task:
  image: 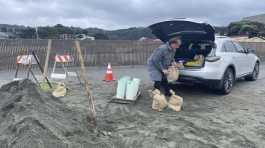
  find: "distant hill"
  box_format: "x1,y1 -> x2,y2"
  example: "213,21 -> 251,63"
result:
106,27 -> 155,40
243,13 -> 265,24
0,24 -> 25,32
84,27 -> 154,40
0,24 -> 156,40
0,23 -> 224,40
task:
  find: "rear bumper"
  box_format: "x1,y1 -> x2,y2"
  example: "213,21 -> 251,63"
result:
179,61 -> 225,80
178,75 -> 221,88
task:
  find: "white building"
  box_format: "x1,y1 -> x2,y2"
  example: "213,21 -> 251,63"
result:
0,32 -> 9,39
76,34 -> 95,40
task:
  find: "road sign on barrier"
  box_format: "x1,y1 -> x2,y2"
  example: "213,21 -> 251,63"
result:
16,55 -> 37,65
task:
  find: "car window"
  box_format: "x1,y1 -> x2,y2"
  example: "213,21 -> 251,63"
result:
232,42 -> 244,53
223,41 -> 237,53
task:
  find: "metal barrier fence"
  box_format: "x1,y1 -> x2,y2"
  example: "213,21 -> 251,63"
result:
0,39 -> 265,71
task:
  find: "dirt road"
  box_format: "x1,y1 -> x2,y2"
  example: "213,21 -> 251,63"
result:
60,64 -> 265,148
1,64 -> 265,148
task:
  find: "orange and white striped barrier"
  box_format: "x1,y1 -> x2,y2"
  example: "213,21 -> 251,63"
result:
55,55 -> 72,63
51,54 -> 81,83
16,55 -> 37,65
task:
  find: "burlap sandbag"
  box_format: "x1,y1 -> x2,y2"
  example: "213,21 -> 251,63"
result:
167,66 -> 179,83
149,89 -> 168,112
52,83 -> 67,98
168,90 -> 183,112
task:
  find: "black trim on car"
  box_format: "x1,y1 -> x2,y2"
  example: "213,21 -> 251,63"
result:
178,75 -> 221,87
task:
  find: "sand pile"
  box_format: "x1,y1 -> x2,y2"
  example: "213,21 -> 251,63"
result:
0,80 -> 111,148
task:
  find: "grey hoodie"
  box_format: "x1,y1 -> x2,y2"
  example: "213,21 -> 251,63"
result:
147,43 -> 175,81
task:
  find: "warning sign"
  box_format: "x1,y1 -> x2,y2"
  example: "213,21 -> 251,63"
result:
16,55 -> 37,65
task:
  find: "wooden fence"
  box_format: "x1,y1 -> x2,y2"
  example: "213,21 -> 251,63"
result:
0,39 -> 265,71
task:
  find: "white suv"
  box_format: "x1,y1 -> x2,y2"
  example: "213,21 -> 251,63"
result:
149,19 -> 260,94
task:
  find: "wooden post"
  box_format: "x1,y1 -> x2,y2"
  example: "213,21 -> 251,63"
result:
75,40 -> 96,126
43,39 -> 52,78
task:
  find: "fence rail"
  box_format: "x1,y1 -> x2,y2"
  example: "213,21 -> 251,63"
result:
0,39 -> 265,71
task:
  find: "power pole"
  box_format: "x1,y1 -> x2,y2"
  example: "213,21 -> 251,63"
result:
35,26 -> 39,40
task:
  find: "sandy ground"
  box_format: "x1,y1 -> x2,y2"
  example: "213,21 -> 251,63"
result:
1,64 -> 265,148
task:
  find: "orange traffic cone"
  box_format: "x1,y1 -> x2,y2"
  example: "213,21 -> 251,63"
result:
104,63 -> 115,81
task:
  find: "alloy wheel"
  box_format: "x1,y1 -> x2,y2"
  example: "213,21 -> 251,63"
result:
224,70 -> 234,92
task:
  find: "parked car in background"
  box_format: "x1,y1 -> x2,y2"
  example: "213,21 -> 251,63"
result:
149,19 -> 260,94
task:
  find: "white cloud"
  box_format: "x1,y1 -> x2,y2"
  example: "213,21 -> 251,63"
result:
0,0 -> 264,29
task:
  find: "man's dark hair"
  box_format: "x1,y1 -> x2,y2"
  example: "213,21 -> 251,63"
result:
169,37 -> 181,45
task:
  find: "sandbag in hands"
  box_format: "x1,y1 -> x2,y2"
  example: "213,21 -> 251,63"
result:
168,90 -> 183,112
166,65 -> 179,83
172,61 -> 184,69
149,89 -> 168,112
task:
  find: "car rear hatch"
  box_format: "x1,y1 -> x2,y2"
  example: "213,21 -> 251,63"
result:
149,19 -> 216,68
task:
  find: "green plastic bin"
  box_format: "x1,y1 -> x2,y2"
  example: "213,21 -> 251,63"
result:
126,78 -> 141,100
116,76 -> 131,99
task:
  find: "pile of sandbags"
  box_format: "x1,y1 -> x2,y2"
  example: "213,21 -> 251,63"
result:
168,90 -> 183,112
150,89 -> 168,112
184,55 -> 205,67
150,89 -> 183,112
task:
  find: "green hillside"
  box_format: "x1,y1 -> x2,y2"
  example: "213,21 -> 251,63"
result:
243,14 -> 265,24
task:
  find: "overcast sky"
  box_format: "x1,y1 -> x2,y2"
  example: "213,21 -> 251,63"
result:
0,0 -> 264,30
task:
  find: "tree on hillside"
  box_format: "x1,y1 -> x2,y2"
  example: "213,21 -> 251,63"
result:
94,33 -> 109,40
228,21 -> 265,37
19,27 -> 36,39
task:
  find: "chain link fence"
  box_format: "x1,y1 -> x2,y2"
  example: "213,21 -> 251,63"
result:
0,39 -> 264,71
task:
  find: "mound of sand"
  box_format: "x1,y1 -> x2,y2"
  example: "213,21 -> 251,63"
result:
0,80 -> 110,148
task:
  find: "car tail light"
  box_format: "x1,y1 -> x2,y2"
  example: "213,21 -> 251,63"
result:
205,56 -> 221,62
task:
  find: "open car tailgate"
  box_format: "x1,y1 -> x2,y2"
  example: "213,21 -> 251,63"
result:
149,19 -> 215,42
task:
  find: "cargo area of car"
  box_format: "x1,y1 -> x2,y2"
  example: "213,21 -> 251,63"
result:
175,40 -> 215,69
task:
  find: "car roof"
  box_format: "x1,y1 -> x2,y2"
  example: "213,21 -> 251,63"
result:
215,36 -> 232,42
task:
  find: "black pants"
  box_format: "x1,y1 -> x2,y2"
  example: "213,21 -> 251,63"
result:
154,76 -> 171,97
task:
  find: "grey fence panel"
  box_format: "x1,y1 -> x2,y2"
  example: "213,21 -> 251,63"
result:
0,39 -> 48,71
1,39 -> 265,71
238,42 -> 265,60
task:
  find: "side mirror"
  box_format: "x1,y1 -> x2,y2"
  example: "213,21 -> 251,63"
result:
244,48 -> 250,54
245,48 -> 256,54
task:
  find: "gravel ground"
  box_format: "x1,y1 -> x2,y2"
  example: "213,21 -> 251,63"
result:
1,64 -> 265,148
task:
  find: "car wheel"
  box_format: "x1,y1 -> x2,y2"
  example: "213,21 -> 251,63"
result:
219,68 -> 234,94
245,62 -> 259,81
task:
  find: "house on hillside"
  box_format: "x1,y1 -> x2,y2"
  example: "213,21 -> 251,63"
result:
139,37 -> 161,42
139,37 -> 149,41
59,34 -> 75,40
75,34 -> 95,40
0,32 -> 9,39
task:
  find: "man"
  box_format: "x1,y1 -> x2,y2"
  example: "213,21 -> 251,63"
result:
147,37 -> 182,96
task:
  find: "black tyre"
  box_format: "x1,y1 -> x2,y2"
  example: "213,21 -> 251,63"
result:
219,68 -> 235,94
245,62 -> 259,81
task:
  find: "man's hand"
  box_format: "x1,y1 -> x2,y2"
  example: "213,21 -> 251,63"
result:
173,61 -> 184,68
172,61 -> 177,67
162,69 -> 169,75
